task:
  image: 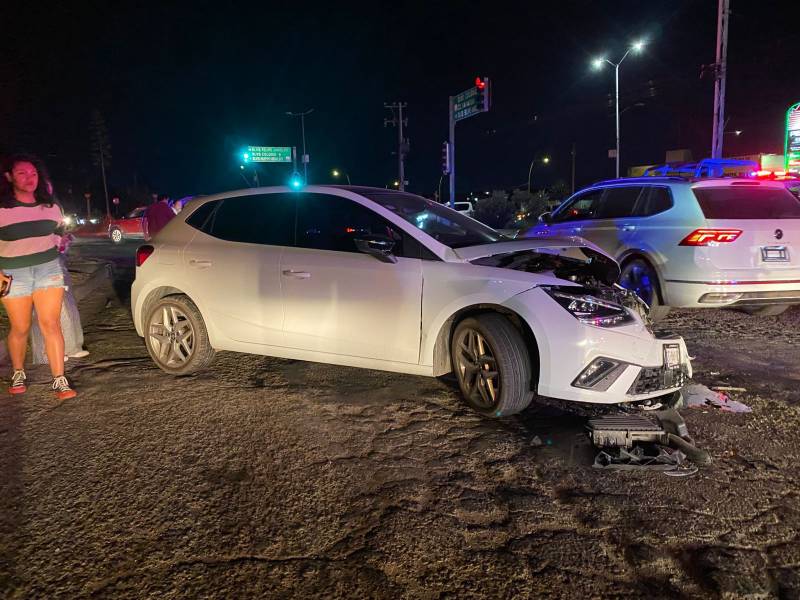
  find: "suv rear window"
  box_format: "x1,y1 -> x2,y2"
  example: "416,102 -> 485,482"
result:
693,186 -> 800,219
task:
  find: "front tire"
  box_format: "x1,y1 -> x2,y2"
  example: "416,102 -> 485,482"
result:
451,314 -> 535,417
620,258 -> 670,323
110,227 -> 123,243
145,295 -> 216,375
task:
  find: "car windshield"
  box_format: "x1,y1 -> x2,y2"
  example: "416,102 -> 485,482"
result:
356,190 -> 506,248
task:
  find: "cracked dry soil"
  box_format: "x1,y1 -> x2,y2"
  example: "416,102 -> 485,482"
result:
1,258 -> 800,598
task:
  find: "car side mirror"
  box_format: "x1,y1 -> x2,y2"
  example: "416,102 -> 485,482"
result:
354,234 -> 398,264
539,211 -> 552,224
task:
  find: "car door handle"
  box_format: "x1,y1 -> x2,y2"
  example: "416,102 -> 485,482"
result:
621,224 -> 636,232
571,227 -> 582,233
282,269 -> 311,279
189,259 -> 212,268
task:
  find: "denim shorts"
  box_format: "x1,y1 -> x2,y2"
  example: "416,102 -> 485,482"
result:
4,257 -> 66,298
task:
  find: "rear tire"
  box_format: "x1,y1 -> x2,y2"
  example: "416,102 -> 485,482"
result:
620,258 -> 670,323
110,227 -> 123,243
145,295 -> 216,375
451,314 -> 535,417
740,304 -> 790,317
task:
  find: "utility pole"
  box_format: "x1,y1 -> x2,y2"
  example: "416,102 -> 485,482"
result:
287,109 -> 314,183
711,0 -> 730,159
384,102 -> 409,191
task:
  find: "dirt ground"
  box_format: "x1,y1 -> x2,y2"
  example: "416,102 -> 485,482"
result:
1,244 -> 799,599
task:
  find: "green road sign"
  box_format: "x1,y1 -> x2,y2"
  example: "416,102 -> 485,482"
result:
451,79 -> 490,122
246,146 -> 293,163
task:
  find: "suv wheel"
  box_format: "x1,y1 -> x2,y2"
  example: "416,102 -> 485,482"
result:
451,314 -> 535,417
110,227 -> 123,243
145,295 -> 216,375
620,258 -> 670,322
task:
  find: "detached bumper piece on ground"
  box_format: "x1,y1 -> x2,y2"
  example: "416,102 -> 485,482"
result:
587,405 -> 711,475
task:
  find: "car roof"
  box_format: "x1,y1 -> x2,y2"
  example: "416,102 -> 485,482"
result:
589,176 -> 787,189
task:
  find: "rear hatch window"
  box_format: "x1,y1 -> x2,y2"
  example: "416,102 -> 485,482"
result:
693,186 -> 800,219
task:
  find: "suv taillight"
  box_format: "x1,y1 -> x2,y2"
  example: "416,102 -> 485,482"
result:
679,229 -> 742,246
136,245 -> 154,267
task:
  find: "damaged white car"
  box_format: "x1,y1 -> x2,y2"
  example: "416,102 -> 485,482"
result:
131,186 -> 691,417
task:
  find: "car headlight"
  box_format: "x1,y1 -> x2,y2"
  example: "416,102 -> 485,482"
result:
543,286 -> 633,327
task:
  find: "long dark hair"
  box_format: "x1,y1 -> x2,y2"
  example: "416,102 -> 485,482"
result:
0,153 -> 56,208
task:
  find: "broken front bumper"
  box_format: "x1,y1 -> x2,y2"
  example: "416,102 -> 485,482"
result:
507,288 -> 693,406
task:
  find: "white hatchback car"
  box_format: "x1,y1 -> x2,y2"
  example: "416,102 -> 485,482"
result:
131,186 -> 691,417
521,177 -> 800,319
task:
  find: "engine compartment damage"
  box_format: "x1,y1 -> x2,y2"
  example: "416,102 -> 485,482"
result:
471,247 -> 652,322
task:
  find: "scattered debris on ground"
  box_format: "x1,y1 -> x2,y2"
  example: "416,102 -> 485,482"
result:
683,382 -> 752,413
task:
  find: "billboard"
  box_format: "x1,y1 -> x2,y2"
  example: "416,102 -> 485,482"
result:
786,102 -> 800,171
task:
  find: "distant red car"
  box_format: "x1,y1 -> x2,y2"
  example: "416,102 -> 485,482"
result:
73,207 -> 146,243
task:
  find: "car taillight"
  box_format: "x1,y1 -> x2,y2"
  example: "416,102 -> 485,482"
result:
679,229 -> 742,246
136,245 -> 154,267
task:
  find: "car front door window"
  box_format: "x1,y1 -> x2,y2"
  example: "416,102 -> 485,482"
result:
552,190 -> 604,223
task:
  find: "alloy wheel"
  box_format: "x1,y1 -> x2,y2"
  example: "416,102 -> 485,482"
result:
454,327 -> 501,409
111,229 -> 123,243
148,305 -> 195,367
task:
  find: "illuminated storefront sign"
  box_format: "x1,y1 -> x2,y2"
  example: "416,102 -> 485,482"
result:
786,102 -> 800,171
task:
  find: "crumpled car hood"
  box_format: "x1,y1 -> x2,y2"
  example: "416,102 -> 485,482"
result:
460,237 -> 621,286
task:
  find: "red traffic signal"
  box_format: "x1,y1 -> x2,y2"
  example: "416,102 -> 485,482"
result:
474,77 -> 490,111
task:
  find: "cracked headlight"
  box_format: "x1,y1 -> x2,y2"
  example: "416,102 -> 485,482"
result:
543,286 -> 633,327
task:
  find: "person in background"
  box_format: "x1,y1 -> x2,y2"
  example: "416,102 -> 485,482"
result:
143,194 -> 175,241
0,154 -> 77,399
30,229 -> 89,364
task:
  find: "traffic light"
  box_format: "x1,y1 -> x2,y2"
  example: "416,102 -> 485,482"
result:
441,141 -> 451,174
289,173 -> 303,190
475,76 -> 490,112
241,151 -> 250,163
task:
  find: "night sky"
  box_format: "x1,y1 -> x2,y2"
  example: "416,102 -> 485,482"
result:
2,0 -> 798,210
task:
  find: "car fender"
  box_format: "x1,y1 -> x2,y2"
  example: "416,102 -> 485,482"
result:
132,274 -> 223,347
419,262 -> 541,366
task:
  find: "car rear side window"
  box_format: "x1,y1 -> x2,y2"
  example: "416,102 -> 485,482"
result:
635,187 -> 673,216
204,194 -> 295,245
692,186 -> 800,219
185,201 -> 219,231
295,193 -> 414,256
596,186 -> 643,219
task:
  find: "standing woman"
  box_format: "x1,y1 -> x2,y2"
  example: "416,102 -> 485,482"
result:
0,154 -> 77,399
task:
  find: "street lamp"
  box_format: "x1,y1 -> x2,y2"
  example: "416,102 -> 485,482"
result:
331,169 -> 351,184
528,156 -> 551,193
591,39 -> 646,178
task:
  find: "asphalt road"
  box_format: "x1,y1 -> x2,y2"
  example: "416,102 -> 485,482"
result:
1,239 -> 799,599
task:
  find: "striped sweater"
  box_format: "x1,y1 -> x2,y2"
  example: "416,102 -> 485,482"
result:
0,200 -> 63,269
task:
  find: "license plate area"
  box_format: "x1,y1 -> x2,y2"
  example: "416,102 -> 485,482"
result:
761,245 -> 788,262
663,344 -> 680,369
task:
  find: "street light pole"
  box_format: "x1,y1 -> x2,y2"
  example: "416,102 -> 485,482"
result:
527,156 -> 551,193
592,41 -> 643,179
287,109 -> 314,183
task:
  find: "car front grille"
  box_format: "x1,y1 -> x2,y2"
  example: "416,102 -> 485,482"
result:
628,365 -> 687,395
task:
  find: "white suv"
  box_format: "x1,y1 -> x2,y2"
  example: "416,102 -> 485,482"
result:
521,177 -> 800,319
131,186 -> 691,416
